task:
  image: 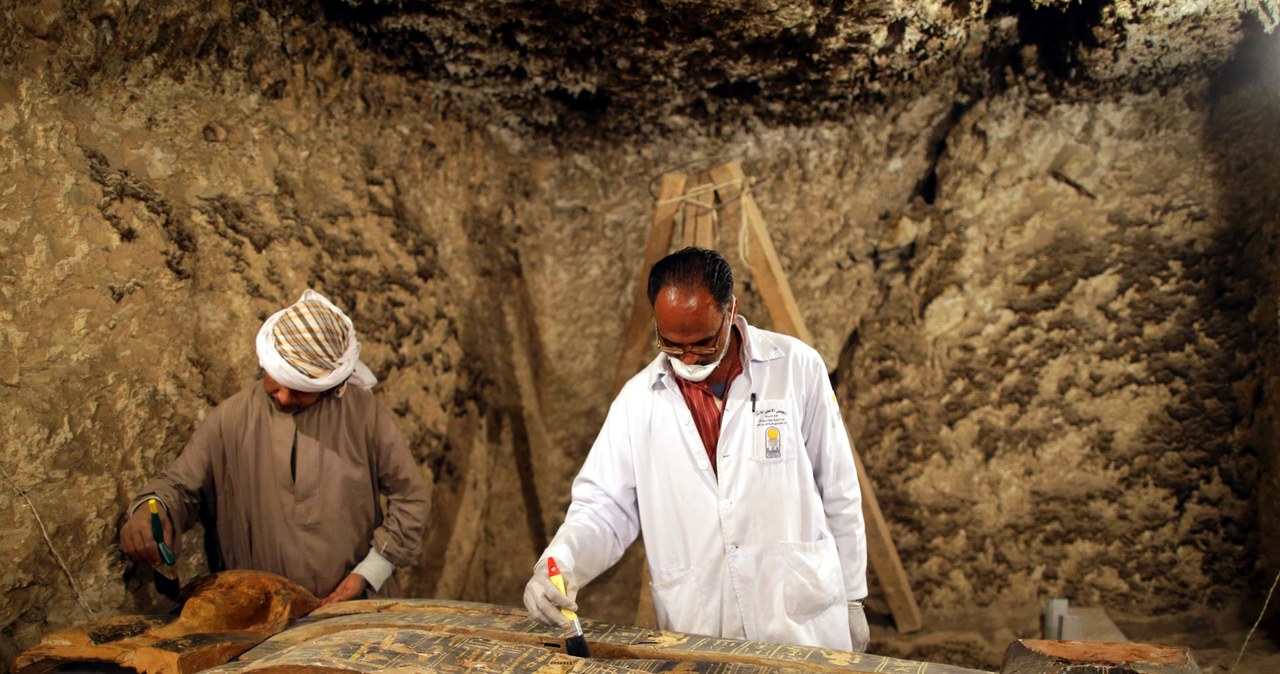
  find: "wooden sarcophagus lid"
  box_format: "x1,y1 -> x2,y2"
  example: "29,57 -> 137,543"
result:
13,570 -> 992,674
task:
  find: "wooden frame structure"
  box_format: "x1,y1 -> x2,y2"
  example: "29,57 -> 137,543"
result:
615,159 -> 923,634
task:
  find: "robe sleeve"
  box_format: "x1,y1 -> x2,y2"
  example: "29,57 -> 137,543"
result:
367,404 -> 431,569
128,403 -> 223,549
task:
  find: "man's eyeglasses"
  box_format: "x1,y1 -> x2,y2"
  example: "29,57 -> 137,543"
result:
655,310 -> 729,357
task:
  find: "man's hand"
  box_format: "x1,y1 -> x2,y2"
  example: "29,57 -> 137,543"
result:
523,560 -> 577,627
321,573 -> 368,605
120,504 -> 172,567
848,600 -> 870,652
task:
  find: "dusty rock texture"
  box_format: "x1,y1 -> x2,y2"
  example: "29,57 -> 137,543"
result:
1,0 -> 1279,672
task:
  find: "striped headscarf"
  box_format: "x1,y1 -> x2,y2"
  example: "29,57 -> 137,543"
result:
255,289 -> 377,394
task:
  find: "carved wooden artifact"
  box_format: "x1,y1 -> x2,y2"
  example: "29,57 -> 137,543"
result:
12,571 -> 319,674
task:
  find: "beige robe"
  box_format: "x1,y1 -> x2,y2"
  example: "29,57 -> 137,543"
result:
135,381 -> 431,597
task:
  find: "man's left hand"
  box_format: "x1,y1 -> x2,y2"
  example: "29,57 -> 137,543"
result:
848,600 -> 870,652
321,573 -> 368,605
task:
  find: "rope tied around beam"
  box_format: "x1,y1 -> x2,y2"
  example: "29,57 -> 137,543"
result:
654,174 -> 768,276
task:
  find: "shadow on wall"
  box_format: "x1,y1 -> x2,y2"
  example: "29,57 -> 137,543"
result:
1202,19 -> 1280,589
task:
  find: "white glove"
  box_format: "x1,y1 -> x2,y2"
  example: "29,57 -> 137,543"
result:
524,559 -> 578,627
848,600 -> 870,652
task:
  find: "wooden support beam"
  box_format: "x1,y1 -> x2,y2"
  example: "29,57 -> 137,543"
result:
614,172 -> 686,396
678,176 -> 708,249
691,181 -> 716,249
707,162 -> 814,346
851,443 -> 923,633
634,548 -> 657,628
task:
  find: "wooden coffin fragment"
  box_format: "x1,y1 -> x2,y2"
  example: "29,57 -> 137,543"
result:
12,571 -> 319,674
207,598 -> 992,674
1000,639 -> 1200,674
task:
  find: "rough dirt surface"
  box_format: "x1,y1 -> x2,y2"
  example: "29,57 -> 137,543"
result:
2,1 -> 1279,673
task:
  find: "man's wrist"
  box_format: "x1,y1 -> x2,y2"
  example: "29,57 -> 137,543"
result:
129,494 -> 164,517
352,548 -> 395,591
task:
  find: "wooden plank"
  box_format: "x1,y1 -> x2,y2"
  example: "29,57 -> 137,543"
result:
709,160 -> 921,634
634,547 -> 658,628
211,598 -> 992,674
679,178 -> 702,249
851,445 -> 923,633
691,177 -> 716,248
1068,607 -> 1128,643
1001,640 -> 1198,674
613,172 -> 686,396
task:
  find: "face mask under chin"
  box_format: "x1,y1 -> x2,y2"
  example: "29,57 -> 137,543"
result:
668,349 -> 726,382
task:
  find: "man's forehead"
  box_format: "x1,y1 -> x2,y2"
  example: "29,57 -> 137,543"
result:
654,287 -> 728,337
655,284 -> 719,309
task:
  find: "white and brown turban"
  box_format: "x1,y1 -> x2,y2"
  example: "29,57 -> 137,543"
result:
255,289 -> 377,394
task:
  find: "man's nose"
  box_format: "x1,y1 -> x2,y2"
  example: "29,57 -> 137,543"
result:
274,389 -> 294,405
678,352 -> 703,365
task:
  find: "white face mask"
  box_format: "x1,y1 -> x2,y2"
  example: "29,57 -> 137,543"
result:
668,347 -> 728,382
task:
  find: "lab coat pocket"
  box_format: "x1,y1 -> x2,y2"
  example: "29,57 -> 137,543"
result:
781,538 -> 843,622
649,566 -> 696,631
750,399 -> 798,463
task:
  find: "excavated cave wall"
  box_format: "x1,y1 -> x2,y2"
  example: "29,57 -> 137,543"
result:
2,0 -> 1279,670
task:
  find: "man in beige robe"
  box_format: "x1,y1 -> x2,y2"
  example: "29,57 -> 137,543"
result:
119,290 -> 431,603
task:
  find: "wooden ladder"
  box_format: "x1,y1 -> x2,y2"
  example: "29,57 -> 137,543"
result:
614,159 -> 923,635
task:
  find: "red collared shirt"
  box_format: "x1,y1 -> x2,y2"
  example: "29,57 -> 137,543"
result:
673,338 -> 744,476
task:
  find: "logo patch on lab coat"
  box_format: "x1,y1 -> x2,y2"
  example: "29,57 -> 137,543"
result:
765,426 -> 782,459
754,403 -> 791,462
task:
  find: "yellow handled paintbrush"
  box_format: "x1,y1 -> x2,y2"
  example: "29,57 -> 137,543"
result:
546,557 -> 589,657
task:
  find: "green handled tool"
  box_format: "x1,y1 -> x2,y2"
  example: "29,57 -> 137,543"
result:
147,498 -> 180,600
148,498 -> 176,565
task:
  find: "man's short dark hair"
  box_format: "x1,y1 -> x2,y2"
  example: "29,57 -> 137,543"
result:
647,247 -> 734,309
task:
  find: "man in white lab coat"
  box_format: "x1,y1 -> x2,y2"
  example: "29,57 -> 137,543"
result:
524,247 -> 870,651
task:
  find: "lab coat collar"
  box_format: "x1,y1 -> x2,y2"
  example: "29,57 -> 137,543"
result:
649,315 -> 783,391
738,315 -> 786,364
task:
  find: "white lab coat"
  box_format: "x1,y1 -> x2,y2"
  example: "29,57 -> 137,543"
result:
542,316 -> 867,649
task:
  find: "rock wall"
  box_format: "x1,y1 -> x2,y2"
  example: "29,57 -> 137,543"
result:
2,0 -> 1279,671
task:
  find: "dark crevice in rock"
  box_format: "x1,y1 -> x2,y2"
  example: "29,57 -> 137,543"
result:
913,101 -> 969,205
832,327 -> 861,403
1202,20 -> 1280,581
